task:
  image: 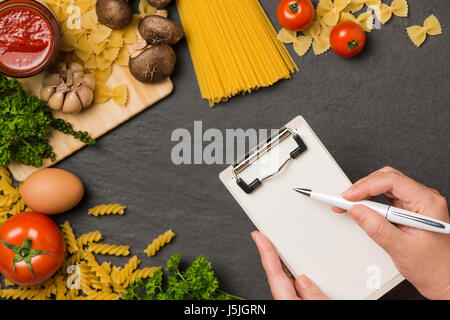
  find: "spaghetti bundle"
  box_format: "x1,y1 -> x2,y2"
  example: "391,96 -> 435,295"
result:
176,0 -> 298,106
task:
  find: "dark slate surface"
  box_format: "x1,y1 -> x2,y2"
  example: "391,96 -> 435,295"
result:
48,0 -> 448,300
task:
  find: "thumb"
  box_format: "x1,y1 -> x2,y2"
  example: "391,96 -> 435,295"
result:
294,275 -> 329,300
349,204 -> 405,255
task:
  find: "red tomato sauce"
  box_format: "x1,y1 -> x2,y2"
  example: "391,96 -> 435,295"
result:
0,6 -> 52,72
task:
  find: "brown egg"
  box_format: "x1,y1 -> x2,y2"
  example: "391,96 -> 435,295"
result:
21,168 -> 84,215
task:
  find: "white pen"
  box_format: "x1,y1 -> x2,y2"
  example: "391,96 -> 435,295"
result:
293,188 -> 450,234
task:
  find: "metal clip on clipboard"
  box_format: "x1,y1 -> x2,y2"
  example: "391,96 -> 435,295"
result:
232,127 -> 307,194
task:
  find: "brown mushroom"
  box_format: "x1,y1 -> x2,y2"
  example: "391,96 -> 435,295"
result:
138,15 -> 184,46
129,44 -> 176,83
96,0 -> 133,30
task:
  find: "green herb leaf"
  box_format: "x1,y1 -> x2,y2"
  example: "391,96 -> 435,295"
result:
122,254 -> 244,300
0,73 -> 95,167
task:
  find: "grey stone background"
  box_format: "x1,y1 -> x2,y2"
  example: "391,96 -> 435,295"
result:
48,0 -> 448,299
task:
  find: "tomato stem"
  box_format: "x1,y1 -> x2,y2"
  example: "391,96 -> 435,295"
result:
289,0 -> 301,13
0,238 -> 52,274
347,40 -> 360,50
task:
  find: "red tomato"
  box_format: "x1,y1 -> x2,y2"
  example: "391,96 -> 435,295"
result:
0,212 -> 65,285
277,0 -> 315,31
330,22 -> 366,58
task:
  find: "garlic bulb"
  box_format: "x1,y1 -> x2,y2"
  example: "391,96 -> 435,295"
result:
41,61 -> 96,114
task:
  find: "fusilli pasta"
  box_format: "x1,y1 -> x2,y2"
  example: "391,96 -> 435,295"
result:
60,221 -> 79,254
88,204 -> 126,216
87,244 -> 130,256
144,229 -> 176,257
76,230 -> 103,247
0,166 -> 163,301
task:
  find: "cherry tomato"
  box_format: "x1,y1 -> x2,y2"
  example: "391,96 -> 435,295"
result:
330,22 -> 366,58
0,212 -> 65,285
277,0 -> 315,31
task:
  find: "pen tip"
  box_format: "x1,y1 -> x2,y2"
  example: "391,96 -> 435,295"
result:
293,188 -> 312,197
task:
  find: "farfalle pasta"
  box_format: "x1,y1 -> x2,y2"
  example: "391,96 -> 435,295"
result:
316,0 -> 351,26
81,10 -> 112,44
303,18 -> 331,55
378,0 -> 408,24
340,12 -> 374,32
42,0 -> 137,95
277,28 -> 313,57
346,0 -> 380,13
94,67 -> 113,83
139,0 -> 157,17
94,84 -> 129,107
406,15 -> 442,47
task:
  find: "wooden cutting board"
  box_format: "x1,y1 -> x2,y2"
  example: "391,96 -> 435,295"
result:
8,65 -> 173,181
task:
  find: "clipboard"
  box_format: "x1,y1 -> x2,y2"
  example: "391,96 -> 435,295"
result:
219,116 -> 404,300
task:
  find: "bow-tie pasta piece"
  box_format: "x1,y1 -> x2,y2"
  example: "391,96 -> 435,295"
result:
378,0 -> 408,24
303,18 -> 330,55
317,0 -> 351,26
340,12 -> 374,32
95,67 -> 113,83
123,15 -> 140,44
94,83 -> 129,106
293,36 -> 313,56
111,85 -> 128,107
116,47 -> 130,66
139,0 -> 157,18
75,34 -> 93,62
407,15 -> 442,47
346,0 -> 380,13
277,28 -> 313,57
277,28 -> 298,43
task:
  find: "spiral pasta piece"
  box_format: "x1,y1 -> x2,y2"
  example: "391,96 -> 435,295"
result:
32,285 -> 56,300
8,199 -> 25,216
76,231 -> 103,248
60,221 -> 79,254
54,276 -> 67,300
88,204 -> 126,216
83,252 -> 112,285
119,256 -> 141,287
130,267 -> 162,283
78,263 -> 95,295
0,289 -> 37,300
87,244 -> 130,256
144,229 -> 176,257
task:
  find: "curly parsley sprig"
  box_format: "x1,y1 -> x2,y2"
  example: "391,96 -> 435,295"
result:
0,74 -> 95,167
122,254 -> 244,300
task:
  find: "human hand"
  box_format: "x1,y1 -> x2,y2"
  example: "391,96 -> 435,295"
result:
251,231 -> 328,300
333,166 -> 450,300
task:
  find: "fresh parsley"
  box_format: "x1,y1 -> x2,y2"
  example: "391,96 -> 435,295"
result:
0,73 -> 95,167
122,254 -> 244,300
